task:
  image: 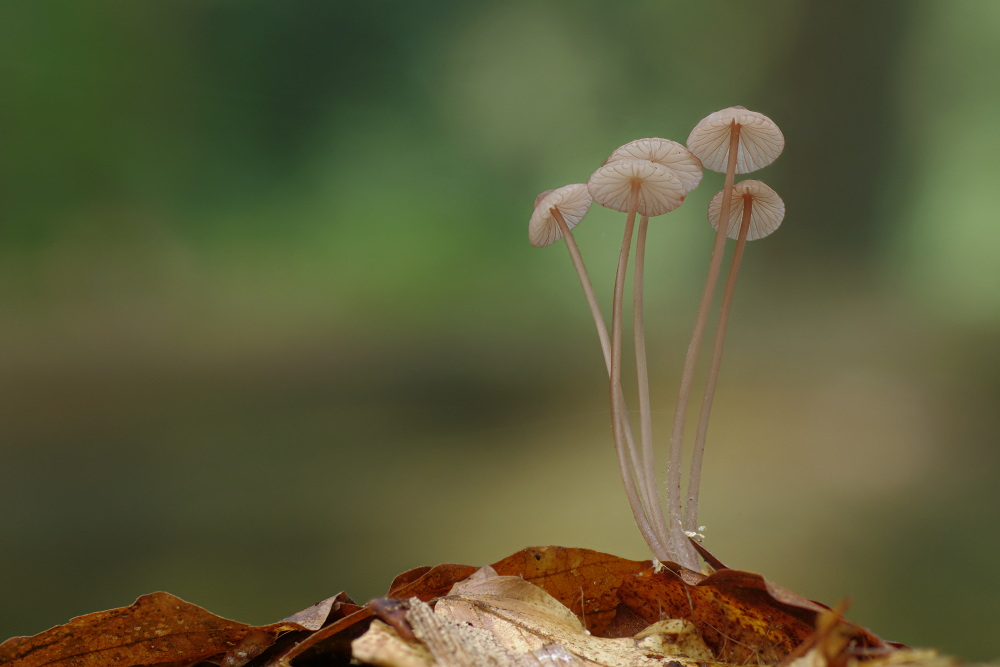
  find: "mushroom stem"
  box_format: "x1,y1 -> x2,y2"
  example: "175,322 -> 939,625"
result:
667,123 -> 741,559
633,215 -> 671,547
550,208 -> 611,374
685,195 -> 753,532
552,207 -> 659,544
610,184 -> 668,559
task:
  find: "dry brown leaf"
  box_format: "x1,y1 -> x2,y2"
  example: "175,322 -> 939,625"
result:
618,564 -> 895,665
267,562 -> 480,666
281,592 -> 357,631
356,598 -> 594,667
433,566 -> 712,666
1,546 -> 903,667
0,591 -> 363,667
224,593 -> 360,667
0,592 -> 305,667
619,564 -> 818,663
490,545 -> 651,637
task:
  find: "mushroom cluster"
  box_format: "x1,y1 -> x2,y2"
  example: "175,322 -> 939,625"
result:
528,108 -> 785,570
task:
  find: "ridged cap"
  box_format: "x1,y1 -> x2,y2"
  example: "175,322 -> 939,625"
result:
707,180 -> 785,240
529,183 -> 592,248
587,159 -> 686,218
606,138 -> 703,193
687,107 -> 784,174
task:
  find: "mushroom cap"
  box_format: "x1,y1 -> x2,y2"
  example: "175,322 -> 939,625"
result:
607,138 -> 704,193
587,159 -> 686,218
687,107 -> 784,174
529,183 -> 592,248
708,179 -> 785,241
533,189 -> 556,209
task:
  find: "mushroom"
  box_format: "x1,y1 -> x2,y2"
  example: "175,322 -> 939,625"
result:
528,184 -> 606,365
606,138 -> 704,194
684,180 -> 784,531
602,140 -> 703,557
587,158 -> 686,561
664,109 -> 784,544
528,183 -> 663,556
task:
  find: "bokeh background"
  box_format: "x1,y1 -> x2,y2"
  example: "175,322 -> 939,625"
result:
2,0 -> 999,660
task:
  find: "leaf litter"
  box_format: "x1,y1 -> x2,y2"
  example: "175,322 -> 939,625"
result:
1,545 -> 946,667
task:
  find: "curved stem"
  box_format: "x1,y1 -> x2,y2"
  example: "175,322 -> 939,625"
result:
552,209 -> 611,375
667,122 -> 741,566
610,185 -> 667,559
553,209 -> 661,552
633,216 -> 671,547
685,196 -> 753,532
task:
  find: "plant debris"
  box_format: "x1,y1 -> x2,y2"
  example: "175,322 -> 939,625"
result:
2,546 -> 920,667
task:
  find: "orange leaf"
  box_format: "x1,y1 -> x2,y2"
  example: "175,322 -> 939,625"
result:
491,545 -> 647,637
1,592 -> 288,667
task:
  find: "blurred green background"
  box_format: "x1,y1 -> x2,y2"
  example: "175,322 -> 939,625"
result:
2,0 -> 999,661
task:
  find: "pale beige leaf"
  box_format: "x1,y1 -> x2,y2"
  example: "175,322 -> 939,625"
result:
352,599 -> 588,667
435,566 -> 707,667
633,620 -> 713,662
353,619 -> 434,667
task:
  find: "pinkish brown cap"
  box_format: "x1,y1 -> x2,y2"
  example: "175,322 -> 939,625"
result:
533,189 -> 556,209
587,159 -> 686,218
607,138 -> 703,193
528,183 -> 592,248
687,107 -> 784,174
707,179 -> 785,240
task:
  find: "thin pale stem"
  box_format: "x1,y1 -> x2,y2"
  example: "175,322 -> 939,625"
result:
685,196 -> 753,532
667,122 -> 741,566
610,184 -> 668,559
551,209 -> 611,374
553,209 -> 659,549
633,216 -> 671,547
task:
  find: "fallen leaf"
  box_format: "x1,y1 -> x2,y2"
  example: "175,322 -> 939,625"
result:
222,592 -> 358,667
356,597 -> 609,667
618,564 -> 895,665
0,592 -> 302,667
437,566 -> 587,652
267,562 -> 480,666
1,546 -> 902,667
281,592 -> 358,631
491,545 -> 650,637
0,591 -> 359,667
434,566 -> 713,666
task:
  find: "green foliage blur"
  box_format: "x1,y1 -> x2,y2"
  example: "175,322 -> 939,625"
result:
2,1 -> 998,660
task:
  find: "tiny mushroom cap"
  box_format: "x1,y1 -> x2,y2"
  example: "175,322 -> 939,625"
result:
687,107 -> 784,174
587,159 -> 686,218
533,189 -> 556,209
707,180 -> 785,240
607,138 -> 704,194
529,183 -> 592,248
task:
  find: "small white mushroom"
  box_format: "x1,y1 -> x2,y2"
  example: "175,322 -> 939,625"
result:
587,157 -> 688,562
686,107 -> 784,174
528,183 -> 613,378
606,138 -> 704,194
533,189 -> 556,210
528,184 -> 592,249
665,109 -> 784,547
685,180 -> 785,533
707,179 -> 785,241
587,158 -> 686,217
